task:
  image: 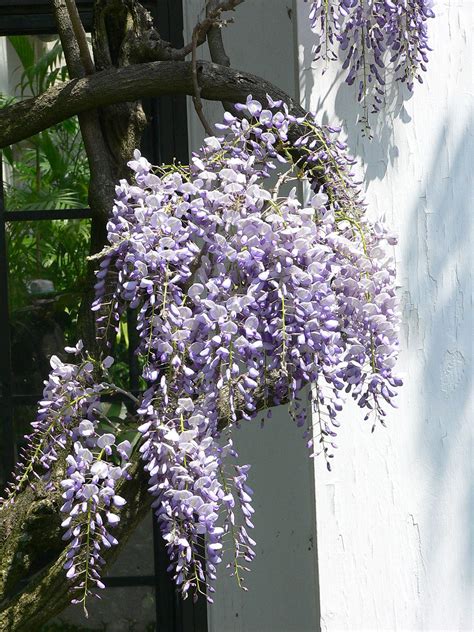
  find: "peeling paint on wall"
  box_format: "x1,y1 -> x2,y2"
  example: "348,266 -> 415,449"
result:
297,1 -> 473,630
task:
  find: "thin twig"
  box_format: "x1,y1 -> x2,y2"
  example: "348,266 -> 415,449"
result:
180,0 -> 245,59
191,27 -> 214,136
272,167 -> 294,200
65,0 -> 94,74
104,383 -> 140,405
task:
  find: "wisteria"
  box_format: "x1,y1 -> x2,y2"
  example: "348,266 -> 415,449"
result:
90,95 -> 401,597
1,95 -> 401,612
61,427 -> 131,614
1,342 -> 107,505
0,343 -> 132,612
306,0 -> 435,131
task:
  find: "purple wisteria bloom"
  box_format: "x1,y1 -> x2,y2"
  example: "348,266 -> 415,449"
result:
61,430 -> 131,614
91,94 -> 402,596
1,94 -> 402,609
306,0 -> 435,131
1,346 -> 111,504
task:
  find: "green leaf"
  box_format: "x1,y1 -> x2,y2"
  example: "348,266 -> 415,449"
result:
39,130 -> 66,180
8,35 -> 35,74
105,401 -> 128,420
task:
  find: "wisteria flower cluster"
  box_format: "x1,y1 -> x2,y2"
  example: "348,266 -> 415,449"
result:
91,95 -> 401,598
306,0 -> 435,130
0,343 -> 131,613
1,341 -> 104,503
61,424 -> 131,613
1,95 -> 402,612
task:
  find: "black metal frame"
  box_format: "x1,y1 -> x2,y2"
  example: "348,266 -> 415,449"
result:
0,2 -> 207,630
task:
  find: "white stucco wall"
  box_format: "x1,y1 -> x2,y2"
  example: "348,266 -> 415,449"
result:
297,1 -> 473,630
185,1 -> 472,630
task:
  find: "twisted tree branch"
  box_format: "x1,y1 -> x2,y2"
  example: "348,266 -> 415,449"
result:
0,61 -> 305,149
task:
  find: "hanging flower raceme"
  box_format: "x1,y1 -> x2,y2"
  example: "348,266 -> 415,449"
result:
91,94 -> 402,599
61,423 -> 132,614
2,94 -> 402,610
0,342 -> 107,504
137,389 -> 255,600
306,0 -> 435,131
0,343 -> 132,614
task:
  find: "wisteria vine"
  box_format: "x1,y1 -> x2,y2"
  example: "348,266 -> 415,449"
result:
1,95 -> 401,612
306,0 -> 435,132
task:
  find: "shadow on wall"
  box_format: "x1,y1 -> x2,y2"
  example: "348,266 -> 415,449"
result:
403,115 -> 473,599
301,13 -> 472,619
333,79 -> 414,183
299,23 -> 420,184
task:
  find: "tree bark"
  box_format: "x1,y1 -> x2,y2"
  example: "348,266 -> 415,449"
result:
0,61 -> 306,149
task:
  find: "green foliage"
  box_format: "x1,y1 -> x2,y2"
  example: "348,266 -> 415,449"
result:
8,36 -> 68,96
3,123 -> 89,211
1,36 -> 90,319
3,36 -> 88,209
7,218 -> 90,314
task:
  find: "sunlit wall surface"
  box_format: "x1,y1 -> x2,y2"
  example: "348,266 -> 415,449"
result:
297,1 -> 472,630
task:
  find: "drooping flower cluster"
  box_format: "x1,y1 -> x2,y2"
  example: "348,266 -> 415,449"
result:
138,392 -> 255,599
61,423 -> 131,613
0,342 -> 131,613
1,95 -> 402,611
1,341 -> 103,504
306,0 -> 435,130
90,95 -> 401,598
